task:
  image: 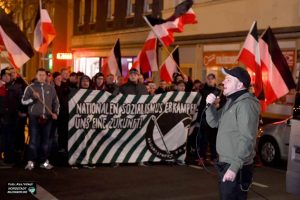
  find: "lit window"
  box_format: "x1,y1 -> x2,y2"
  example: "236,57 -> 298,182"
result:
143,0 -> 153,14
90,0 -> 97,24
78,0 -> 85,26
126,0 -> 135,17
107,0 -> 115,20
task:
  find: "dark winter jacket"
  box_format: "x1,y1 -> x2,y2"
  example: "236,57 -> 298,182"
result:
119,80 -> 148,95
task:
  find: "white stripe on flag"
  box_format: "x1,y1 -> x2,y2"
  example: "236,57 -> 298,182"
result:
165,55 -> 177,77
243,32 -> 260,65
107,49 -> 119,76
259,39 -> 289,98
33,20 -> 43,52
41,9 -> 52,23
146,48 -> 158,72
0,26 -> 30,68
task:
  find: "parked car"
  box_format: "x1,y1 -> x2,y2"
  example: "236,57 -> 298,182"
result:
256,117 -> 291,166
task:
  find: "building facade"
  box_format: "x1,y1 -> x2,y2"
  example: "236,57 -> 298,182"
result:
68,0 -> 300,117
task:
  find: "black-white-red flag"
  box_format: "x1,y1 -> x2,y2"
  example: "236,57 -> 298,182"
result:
238,21 -> 264,100
34,0 -> 56,53
259,27 -> 296,105
0,12 -> 33,68
102,39 -> 122,77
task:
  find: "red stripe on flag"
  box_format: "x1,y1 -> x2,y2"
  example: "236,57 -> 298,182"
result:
160,64 -> 173,83
239,48 -> 264,98
261,62 -> 278,105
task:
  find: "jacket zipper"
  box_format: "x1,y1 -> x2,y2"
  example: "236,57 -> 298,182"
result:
41,84 -> 46,117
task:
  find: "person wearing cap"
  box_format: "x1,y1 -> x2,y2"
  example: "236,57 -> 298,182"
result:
118,68 -> 148,95
205,66 -> 260,199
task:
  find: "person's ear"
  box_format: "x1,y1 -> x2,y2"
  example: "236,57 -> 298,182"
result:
237,81 -> 244,90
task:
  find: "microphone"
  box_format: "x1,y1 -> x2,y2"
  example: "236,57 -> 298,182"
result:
205,88 -> 221,108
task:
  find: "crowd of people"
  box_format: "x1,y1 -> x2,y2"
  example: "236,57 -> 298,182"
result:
0,66 -> 252,170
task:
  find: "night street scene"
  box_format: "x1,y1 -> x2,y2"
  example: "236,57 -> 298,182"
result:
0,0 -> 300,199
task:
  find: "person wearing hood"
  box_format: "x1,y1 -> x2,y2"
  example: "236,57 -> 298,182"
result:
92,73 -> 105,90
79,75 -> 92,89
118,68 -> 148,95
205,66 -> 260,200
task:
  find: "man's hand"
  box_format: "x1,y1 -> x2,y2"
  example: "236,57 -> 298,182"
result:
33,92 -> 40,99
222,169 -> 236,182
51,113 -> 58,120
206,93 -> 217,105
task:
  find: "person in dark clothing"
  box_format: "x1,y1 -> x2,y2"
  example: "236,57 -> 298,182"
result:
175,80 -> 186,92
197,73 -> 219,165
68,72 -> 78,89
115,68 -> 148,167
92,73 -> 105,90
8,68 -> 28,163
79,75 -> 92,89
193,79 -> 204,92
53,72 -> 70,153
22,68 -> 60,170
119,68 -> 148,95
0,69 -> 12,164
155,80 -> 168,94
104,74 -> 118,94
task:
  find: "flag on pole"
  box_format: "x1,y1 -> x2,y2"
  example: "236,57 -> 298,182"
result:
34,0 -> 56,53
0,12 -> 34,68
259,27 -> 296,105
160,48 -> 179,83
145,0 -> 197,47
132,37 -> 158,74
238,21 -> 264,100
102,39 -> 122,77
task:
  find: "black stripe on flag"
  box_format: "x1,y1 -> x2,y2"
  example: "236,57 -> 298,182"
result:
250,21 -> 258,42
114,39 -> 122,76
146,0 -> 193,25
173,47 -> 180,66
261,27 -> 296,90
0,12 -> 34,58
167,0 -> 194,21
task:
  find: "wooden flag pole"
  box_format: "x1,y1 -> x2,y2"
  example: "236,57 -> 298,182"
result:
143,16 -> 185,75
158,45 -> 179,70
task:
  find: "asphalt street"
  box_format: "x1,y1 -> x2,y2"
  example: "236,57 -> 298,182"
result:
0,163 -> 299,200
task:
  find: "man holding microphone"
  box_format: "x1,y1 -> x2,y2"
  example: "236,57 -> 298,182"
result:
205,66 -> 260,200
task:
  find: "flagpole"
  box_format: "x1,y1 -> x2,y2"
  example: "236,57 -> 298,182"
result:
143,16 -> 185,75
158,45 -> 179,70
1,54 -> 54,116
